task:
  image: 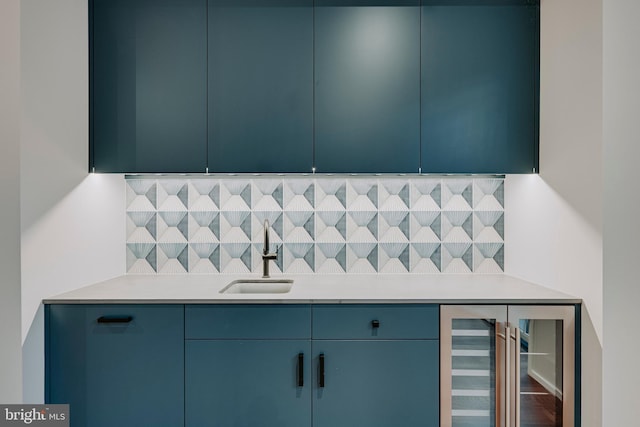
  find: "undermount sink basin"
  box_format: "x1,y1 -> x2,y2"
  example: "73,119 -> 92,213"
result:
220,279 -> 294,294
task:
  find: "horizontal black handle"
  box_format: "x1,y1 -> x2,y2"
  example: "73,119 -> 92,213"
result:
319,354 -> 325,388
97,316 -> 133,324
297,353 -> 304,387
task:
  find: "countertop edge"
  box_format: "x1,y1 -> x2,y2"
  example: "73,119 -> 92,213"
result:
43,298 -> 582,304
41,274 -> 582,305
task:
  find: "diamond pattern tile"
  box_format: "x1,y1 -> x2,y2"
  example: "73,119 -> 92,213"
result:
474,243 -> 504,274
442,179 -> 473,211
410,243 -> 441,273
126,177 -> 505,274
189,242 -> 220,273
316,242 -> 347,273
346,242 -> 377,273
442,242 -> 473,273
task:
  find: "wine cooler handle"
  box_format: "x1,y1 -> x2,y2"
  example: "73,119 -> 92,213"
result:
496,323 -> 507,427
515,327 -> 521,427
505,325 -> 511,427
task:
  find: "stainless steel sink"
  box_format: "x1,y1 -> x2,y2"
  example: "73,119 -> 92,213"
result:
219,279 -> 294,294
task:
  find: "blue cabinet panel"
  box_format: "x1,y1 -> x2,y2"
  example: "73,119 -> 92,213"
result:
91,0 -> 207,173
421,1 -> 539,173
314,0 -> 421,173
90,0 -> 539,174
46,305 -> 184,427
185,304 -> 311,339
208,0 -> 313,173
313,340 -> 439,427
312,304 -> 439,339
186,340 -> 312,427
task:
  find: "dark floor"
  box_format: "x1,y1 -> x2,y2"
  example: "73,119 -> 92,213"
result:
520,346 -> 563,427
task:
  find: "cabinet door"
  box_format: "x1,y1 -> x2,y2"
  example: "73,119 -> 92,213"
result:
314,0 -> 421,173
208,0 -> 313,173
186,340 -> 312,427
313,340 -> 439,427
46,305 -> 184,427
92,0 -> 207,173
421,2 -> 539,174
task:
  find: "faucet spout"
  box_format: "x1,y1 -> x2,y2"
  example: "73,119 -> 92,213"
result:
262,219 -> 278,278
263,219 -> 270,255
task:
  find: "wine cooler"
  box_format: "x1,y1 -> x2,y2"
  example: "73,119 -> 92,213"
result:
441,305 -> 576,427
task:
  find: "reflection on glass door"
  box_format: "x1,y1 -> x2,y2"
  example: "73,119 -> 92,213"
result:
510,306 -> 575,427
518,319 -> 563,427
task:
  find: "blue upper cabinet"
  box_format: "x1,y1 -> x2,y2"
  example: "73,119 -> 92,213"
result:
90,0 -> 539,174
421,0 -> 540,174
208,0 -> 313,173
91,0 -> 207,173
314,0 -> 421,173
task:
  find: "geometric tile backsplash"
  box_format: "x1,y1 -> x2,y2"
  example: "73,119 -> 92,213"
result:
126,177 -> 504,274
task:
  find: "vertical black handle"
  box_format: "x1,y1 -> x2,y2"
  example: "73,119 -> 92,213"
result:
371,319 -> 380,329
318,354 -> 325,388
297,353 -> 304,387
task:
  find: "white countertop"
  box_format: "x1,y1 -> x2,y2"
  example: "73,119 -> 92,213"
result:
43,274 -> 580,304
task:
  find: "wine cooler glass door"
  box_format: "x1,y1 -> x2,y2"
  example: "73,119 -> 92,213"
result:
508,306 -> 575,427
441,306 -> 508,427
442,305 -> 575,427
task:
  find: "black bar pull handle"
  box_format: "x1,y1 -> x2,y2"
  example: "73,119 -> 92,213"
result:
371,319 -> 380,329
97,316 -> 133,324
318,353 -> 325,388
297,353 -> 304,387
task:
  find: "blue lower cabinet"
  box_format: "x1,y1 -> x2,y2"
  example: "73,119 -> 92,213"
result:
186,340 -> 312,427
313,340 -> 439,427
46,303 -> 440,427
46,305 -> 184,427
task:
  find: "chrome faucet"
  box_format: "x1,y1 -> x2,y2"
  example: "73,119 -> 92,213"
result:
262,219 -> 278,278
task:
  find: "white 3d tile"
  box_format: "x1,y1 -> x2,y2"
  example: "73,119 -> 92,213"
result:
126,177 -> 505,274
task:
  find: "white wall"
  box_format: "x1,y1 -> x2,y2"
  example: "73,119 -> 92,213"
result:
603,0 -> 640,425
505,0 -> 603,425
11,0 -> 618,418
0,0 -> 23,404
20,0 -> 125,403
